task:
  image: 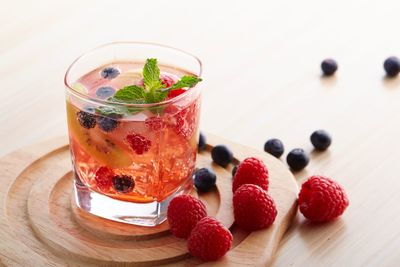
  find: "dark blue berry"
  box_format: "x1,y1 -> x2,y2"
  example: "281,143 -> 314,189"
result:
112,175 -> 134,193
193,168 -> 217,192
232,165 -> 238,177
83,105 -> 96,113
198,132 -> 207,152
287,148 -> 309,171
77,111 -> 96,129
321,59 -> 338,76
101,67 -> 120,79
311,130 -> 332,151
96,86 -> 116,99
384,56 -> 400,77
264,138 -> 284,158
211,145 -> 233,167
97,116 -> 119,132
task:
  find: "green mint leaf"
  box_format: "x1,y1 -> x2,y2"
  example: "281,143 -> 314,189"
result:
113,85 -> 145,101
143,90 -> 167,103
95,106 -> 125,118
143,58 -> 163,90
168,76 -> 202,90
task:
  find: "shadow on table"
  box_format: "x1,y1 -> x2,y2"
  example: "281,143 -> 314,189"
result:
382,75 -> 400,90
297,216 -> 347,248
319,75 -> 338,88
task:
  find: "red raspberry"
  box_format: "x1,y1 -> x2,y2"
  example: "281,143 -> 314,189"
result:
160,74 -> 176,88
126,133 -> 151,155
233,184 -> 277,231
137,74 -> 176,88
187,217 -> 232,261
144,116 -> 165,131
232,157 -> 269,192
94,166 -> 114,191
298,175 -> 349,222
167,88 -> 186,99
167,195 -> 207,238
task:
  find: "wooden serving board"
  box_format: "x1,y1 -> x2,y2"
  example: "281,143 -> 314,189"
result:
0,134 -> 298,266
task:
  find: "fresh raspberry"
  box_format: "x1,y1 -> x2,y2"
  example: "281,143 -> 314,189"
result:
164,101 -> 198,139
94,166 -> 114,191
298,175 -> 349,222
167,195 -> 207,238
144,116 -> 165,131
137,74 -> 176,88
233,184 -> 277,231
232,157 -> 269,192
167,88 -> 186,99
176,103 -> 198,139
160,74 -> 176,88
126,133 -> 151,154
187,217 -> 232,261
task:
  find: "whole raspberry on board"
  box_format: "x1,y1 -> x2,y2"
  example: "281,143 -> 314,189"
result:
187,217 -> 233,261
233,184 -> 277,231
167,195 -> 207,238
232,157 -> 269,192
298,175 -> 349,222
125,133 -> 152,155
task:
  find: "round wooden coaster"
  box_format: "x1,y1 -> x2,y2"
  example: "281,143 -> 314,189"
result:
0,134 -> 298,266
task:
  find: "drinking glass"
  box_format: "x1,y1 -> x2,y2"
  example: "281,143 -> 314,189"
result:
64,42 -> 202,226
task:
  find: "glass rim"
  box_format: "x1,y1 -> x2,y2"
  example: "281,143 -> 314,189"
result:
64,41 -> 203,108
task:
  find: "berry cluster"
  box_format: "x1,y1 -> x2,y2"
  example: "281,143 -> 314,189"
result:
94,166 -> 135,193
76,110 -> 119,133
180,133 -> 349,262
232,157 -> 277,231
264,129 -> 332,171
167,195 -> 232,261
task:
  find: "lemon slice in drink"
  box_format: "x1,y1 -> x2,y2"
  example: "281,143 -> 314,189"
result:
72,82 -> 88,94
66,102 -> 133,168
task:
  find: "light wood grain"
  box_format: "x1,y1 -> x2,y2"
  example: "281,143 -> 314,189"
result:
2,0 -> 400,266
0,135 -> 297,266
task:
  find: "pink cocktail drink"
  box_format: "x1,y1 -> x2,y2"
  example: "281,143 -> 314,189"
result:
65,43 -> 202,226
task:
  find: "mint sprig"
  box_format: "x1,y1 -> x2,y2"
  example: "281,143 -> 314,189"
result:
165,75 -> 202,91
109,58 -> 202,105
142,58 -> 164,91
113,85 -> 145,101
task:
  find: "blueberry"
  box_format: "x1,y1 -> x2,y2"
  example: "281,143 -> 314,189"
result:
77,111 -> 96,129
384,56 -> 400,77
101,67 -> 120,79
264,138 -> 284,158
211,145 -> 233,167
310,130 -> 332,151
232,165 -> 238,177
83,105 -> 96,113
287,148 -> 309,171
97,116 -> 119,132
96,86 -> 116,99
198,132 -> 207,152
193,168 -> 217,192
321,59 -> 338,76
112,175 -> 135,193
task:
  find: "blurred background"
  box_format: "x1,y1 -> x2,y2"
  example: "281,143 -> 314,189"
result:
2,0 -> 399,156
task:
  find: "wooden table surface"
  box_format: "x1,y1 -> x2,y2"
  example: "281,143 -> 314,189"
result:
1,0 -> 400,266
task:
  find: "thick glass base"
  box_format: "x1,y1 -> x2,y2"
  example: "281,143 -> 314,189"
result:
74,179 -> 193,227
